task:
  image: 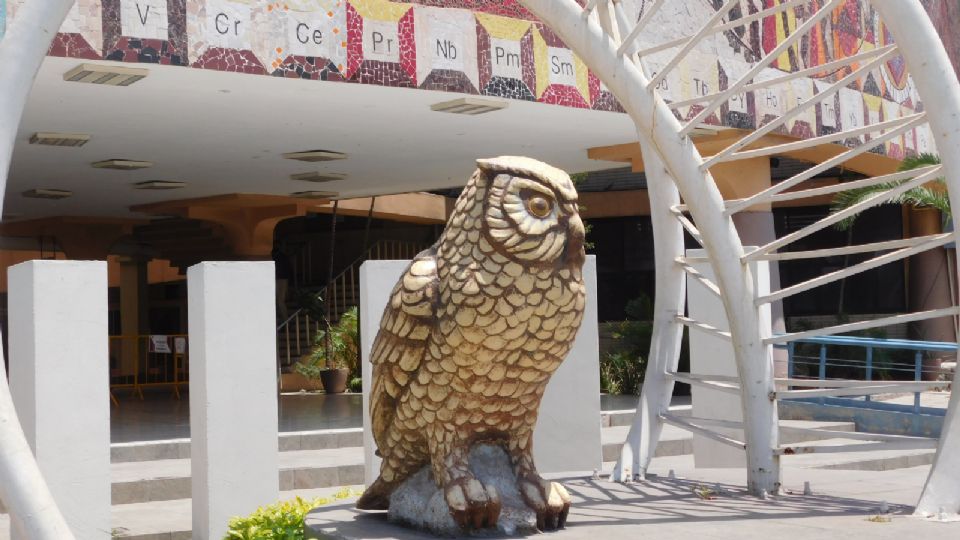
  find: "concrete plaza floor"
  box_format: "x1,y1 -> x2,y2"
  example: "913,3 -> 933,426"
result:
109,390 -> 645,443
307,459 -> 953,539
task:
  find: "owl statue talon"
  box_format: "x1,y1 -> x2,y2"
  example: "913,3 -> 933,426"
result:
361,156 -> 586,535
520,474 -> 571,531
444,476 -> 501,530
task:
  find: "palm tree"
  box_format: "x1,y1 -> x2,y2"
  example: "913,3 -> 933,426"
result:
831,153 -> 948,230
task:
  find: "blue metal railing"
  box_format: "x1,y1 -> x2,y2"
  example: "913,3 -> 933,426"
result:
780,335 -> 956,413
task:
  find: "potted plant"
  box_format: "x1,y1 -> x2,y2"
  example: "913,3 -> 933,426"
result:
295,307 -> 359,394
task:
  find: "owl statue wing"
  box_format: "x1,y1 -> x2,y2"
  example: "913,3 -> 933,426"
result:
368,247 -> 439,449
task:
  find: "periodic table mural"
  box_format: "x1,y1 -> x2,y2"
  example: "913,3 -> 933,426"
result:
2,0 -> 946,157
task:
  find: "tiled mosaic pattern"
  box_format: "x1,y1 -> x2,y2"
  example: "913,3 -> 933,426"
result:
101,0 -> 187,65
6,0 -> 103,58
2,0 -> 951,156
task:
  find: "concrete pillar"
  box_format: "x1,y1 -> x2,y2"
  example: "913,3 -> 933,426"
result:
687,248 -> 774,468
907,207 -> 956,378
188,262 -> 279,540
8,260 -> 110,539
118,257 -> 149,378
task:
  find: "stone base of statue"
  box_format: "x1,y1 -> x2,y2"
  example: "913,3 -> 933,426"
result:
387,444 -> 538,537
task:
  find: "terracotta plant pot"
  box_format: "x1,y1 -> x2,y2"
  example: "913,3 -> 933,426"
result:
320,368 -> 350,394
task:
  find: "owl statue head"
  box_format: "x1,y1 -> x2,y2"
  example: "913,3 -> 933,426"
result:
476,156 -> 585,269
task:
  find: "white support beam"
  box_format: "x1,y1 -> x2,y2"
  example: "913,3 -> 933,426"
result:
668,45 -> 897,110
784,427 -> 937,444
744,165 -> 942,210
729,115 -> 929,218
678,259 -> 722,298
745,165 -> 943,261
720,112 -> 922,164
776,383 -> 941,399
647,0 -> 740,89
680,0 -> 842,135
703,46 -> 899,168
666,372 -> 742,395
676,316 -> 732,341
757,233 -> 953,304
0,1 -> 86,538
671,208 -> 704,245
640,0 -> 806,59
661,414 -> 747,450
766,307 -> 960,345
758,234 -> 950,262
776,440 -> 939,455
777,378 -> 944,388
189,262 -> 279,540
616,0 -> 666,57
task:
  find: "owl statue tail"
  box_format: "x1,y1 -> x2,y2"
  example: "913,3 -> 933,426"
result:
356,477 -> 392,510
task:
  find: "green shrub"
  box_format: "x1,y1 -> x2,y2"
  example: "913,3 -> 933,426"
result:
224,488 -> 358,540
600,295 -> 653,395
348,376 -> 363,393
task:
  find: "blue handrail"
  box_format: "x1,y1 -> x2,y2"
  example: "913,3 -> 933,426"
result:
777,334 -> 955,413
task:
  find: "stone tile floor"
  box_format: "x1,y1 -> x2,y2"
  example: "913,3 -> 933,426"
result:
110,390 -> 650,443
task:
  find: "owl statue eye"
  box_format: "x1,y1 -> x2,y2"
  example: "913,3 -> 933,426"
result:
526,194 -> 552,218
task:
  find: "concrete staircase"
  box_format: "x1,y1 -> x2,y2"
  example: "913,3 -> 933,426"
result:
0,408 -> 939,540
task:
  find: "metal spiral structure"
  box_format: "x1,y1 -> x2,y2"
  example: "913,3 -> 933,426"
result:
1,1 -> 959,536
518,0 -> 960,516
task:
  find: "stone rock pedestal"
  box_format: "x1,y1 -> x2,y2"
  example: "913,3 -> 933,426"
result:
306,445 -> 541,539
388,445 -> 538,537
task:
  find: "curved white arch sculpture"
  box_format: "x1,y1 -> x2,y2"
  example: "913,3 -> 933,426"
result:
520,0 -> 960,515
0,0 -> 79,537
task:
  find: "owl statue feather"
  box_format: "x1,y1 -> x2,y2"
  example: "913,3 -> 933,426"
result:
356,156 -> 587,532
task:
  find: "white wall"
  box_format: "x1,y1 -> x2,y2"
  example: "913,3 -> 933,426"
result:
360,256 -> 601,484
686,248 -> 773,468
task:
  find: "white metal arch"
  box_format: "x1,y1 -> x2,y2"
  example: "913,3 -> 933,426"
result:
0,1 -> 80,537
519,0 -> 960,516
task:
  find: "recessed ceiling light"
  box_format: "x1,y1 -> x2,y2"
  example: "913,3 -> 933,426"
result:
92,159 -> 153,170
431,97 -> 508,115
283,150 -> 348,162
22,188 -> 73,200
290,172 -> 348,183
29,132 -> 91,147
291,191 -> 339,199
134,180 -> 187,190
63,63 -> 149,86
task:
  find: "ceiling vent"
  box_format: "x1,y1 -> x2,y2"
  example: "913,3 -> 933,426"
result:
291,191 -> 339,199
283,150 -> 348,162
431,97 -> 508,115
22,189 -> 73,200
29,132 -> 91,147
134,180 -> 187,190
92,159 -> 153,170
64,63 -> 149,86
290,172 -> 348,183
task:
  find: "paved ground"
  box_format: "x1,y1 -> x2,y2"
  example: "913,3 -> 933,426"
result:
306,462 -> 955,539
110,391 -> 649,443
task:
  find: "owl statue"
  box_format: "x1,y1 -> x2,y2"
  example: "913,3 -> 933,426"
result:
356,156 -> 586,532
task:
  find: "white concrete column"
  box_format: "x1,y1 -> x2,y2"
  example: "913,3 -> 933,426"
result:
8,260 -> 110,539
188,262 -> 279,540
687,248 -> 775,469
360,257 -> 601,485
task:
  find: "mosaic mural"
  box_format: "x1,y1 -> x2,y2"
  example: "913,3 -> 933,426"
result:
1,0 -> 951,157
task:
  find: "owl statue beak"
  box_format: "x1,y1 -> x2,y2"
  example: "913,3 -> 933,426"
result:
564,214 -> 586,268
